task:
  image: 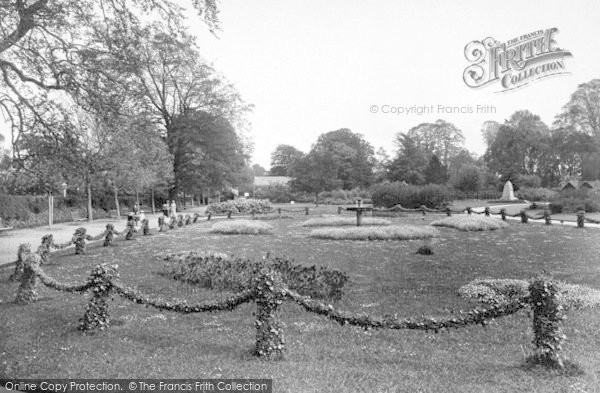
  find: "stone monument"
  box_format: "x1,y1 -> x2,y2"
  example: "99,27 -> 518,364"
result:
501,180 -> 518,201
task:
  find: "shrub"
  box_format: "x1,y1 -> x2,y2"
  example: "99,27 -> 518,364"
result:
549,189 -> 600,213
254,184 -> 295,203
210,220 -> 273,235
459,278 -> 600,310
516,187 -> 558,202
449,164 -> 485,192
206,198 -> 273,214
301,217 -> 390,227
370,182 -> 451,208
161,252 -> 349,300
318,188 -> 372,205
516,174 -> 542,188
430,215 -> 508,231
309,225 -> 439,240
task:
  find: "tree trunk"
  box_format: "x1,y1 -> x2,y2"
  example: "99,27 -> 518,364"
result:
151,188 -> 156,214
183,190 -> 186,208
114,187 -> 121,218
86,181 -> 93,222
136,189 -> 139,205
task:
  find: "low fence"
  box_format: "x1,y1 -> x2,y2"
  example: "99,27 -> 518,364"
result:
344,204 -> 598,228
12,253 -> 570,368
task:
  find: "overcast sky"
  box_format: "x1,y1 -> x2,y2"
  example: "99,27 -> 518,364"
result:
1,1 -> 598,170
189,0 -> 600,169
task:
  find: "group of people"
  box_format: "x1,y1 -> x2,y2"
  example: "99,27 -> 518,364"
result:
161,200 -> 177,218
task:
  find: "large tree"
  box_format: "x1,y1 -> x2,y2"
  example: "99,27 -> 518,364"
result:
168,110 -> 247,200
406,119 -> 465,166
0,0 -> 220,156
289,150 -> 342,205
554,79 -> 600,145
311,128 -> 375,189
387,133 -> 428,184
269,144 -> 304,176
484,110 -> 551,182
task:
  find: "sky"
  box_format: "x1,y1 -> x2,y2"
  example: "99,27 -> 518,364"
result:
1,0 -> 599,170
185,0 -> 600,169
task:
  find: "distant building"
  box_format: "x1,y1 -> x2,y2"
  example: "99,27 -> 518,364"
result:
254,176 -> 292,187
560,180 -> 600,191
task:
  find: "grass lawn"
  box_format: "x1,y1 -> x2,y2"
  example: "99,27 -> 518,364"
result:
1,204 -> 600,392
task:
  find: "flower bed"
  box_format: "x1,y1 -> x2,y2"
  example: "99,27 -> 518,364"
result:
309,225 -> 439,240
206,199 -> 273,214
210,220 -> 273,235
161,252 -> 348,300
301,217 -> 390,227
430,215 -> 508,231
459,278 -> 600,310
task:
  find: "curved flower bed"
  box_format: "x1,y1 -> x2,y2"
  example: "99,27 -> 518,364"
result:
430,216 -> 508,231
301,217 -> 391,227
459,278 -> 600,310
210,220 -> 273,235
309,225 -> 439,240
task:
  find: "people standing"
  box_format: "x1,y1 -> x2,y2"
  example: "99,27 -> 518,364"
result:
162,201 -> 169,217
170,200 -> 177,217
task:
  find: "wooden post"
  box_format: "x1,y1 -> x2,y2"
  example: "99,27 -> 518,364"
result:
356,209 -> 363,227
544,209 -> 551,225
577,210 -> 585,228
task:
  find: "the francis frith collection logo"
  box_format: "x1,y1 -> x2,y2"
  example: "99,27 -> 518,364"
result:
463,28 -> 572,92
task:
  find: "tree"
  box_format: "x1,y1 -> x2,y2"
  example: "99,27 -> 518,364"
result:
424,155 -> 447,184
289,150 -> 342,205
168,110 -> 247,201
0,0 -> 220,156
312,129 -> 375,189
554,79 -> 600,145
484,111 -> 551,182
252,164 -> 267,176
129,24 -> 252,199
373,147 -> 390,183
387,133 -> 428,184
450,164 -> 484,192
406,119 -> 465,166
269,144 -> 304,176
481,120 -> 501,148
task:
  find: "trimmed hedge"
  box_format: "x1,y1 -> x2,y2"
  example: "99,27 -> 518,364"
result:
370,183 -> 451,208
206,199 -> 273,214
161,252 -> 349,300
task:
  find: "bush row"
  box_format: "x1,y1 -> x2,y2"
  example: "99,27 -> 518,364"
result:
205,198 -> 273,214
549,189 -> 600,213
161,252 -> 348,300
370,183 -> 451,208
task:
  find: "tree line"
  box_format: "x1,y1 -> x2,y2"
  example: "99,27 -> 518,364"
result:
267,79 -> 600,199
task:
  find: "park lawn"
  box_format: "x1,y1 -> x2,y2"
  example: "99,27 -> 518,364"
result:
1,207 -> 600,392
